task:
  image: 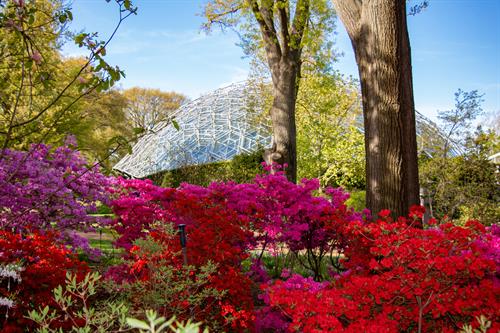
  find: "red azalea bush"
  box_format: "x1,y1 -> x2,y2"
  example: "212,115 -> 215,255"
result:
176,169 -> 360,280
0,230 -> 88,332
109,179 -> 255,331
264,208 -> 500,332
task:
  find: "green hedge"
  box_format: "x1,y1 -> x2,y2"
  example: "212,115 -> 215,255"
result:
147,149 -> 264,187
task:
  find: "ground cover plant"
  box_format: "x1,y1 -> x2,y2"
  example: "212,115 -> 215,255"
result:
0,145 -> 498,332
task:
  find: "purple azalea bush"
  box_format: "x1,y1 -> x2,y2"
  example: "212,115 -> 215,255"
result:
0,138 -> 112,251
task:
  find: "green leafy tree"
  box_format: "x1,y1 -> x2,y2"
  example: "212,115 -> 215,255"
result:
123,87 -> 188,133
420,132 -> 499,225
296,74 -> 365,189
71,86 -> 133,170
204,0 -> 336,182
0,0 -> 136,153
2,55 -> 134,169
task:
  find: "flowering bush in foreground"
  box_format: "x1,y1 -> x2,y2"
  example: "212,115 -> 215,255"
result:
111,172 -> 499,331
0,140 -> 111,251
2,151 -> 497,332
109,169 -> 360,331
110,181 -> 255,331
264,210 -> 500,332
176,168 -> 359,280
0,230 -> 88,332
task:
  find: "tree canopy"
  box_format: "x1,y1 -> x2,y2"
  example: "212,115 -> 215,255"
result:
0,0 -> 135,155
296,73 -> 365,189
123,87 -> 187,133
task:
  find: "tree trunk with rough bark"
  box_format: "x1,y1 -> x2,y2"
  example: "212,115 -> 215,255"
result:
331,0 -> 420,217
247,0 -> 310,183
264,59 -> 299,182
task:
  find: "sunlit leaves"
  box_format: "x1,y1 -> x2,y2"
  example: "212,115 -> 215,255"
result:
296,74 -> 365,189
0,0 -> 135,149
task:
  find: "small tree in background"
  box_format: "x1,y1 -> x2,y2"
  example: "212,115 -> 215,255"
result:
123,87 -> 188,133
420,90 -> 499,225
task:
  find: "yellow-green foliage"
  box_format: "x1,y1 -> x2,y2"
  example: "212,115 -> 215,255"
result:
296,74 -> 365,190
0,0 -> 133,162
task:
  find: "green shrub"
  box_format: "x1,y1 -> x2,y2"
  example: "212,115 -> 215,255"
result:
27,272 -> 208,333
27,272 -> 129,333
147,149 -> 264,187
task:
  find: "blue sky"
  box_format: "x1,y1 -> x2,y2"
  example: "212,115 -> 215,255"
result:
64,0 -> 500,123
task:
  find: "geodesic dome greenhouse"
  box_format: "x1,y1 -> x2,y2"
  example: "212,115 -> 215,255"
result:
113,82 -> 458,179
113,83 -> 271,178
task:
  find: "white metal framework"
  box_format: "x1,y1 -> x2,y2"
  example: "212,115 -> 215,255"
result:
113,83 -> 271,178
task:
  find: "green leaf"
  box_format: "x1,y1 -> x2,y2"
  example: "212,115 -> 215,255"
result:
172,119 -> 180,131
74,33 -> 87,46
126,317 -> 150,330
133,127 -> 145,135
58,13 -> 67,23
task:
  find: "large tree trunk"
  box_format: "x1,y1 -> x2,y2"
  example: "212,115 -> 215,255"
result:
264,59 -> 299,183
332,0 -> 420,217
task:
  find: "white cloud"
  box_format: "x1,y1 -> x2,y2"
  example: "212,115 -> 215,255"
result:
217,66 -> 249,88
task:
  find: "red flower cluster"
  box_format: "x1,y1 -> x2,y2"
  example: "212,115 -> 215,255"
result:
0,231 -> 88,332
265,210 -> 499,332
110,180 -> 254,331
